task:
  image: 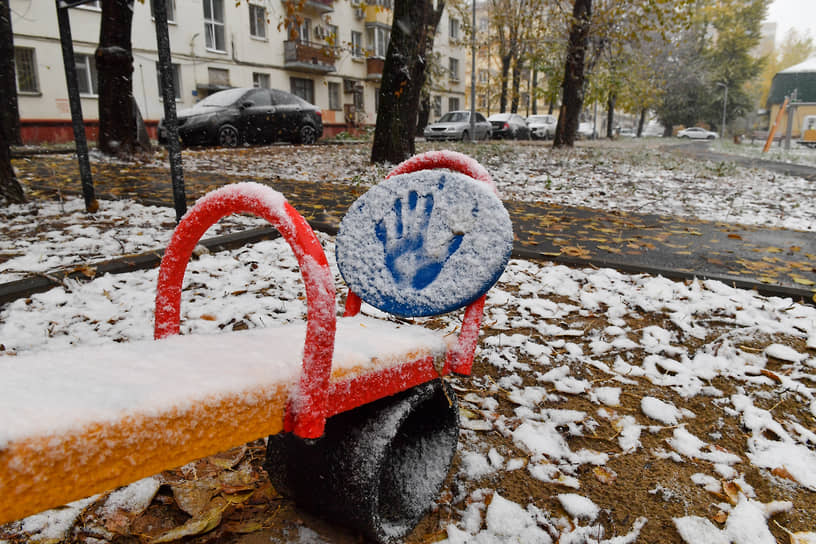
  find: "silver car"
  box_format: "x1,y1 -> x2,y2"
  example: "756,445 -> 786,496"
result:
526,114 -> 557,140
424,111 -> 492,141
677,127 -> 718,140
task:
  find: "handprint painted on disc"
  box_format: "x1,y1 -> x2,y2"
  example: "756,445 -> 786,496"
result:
374,188 -> 466,290
336,170 -> 514,317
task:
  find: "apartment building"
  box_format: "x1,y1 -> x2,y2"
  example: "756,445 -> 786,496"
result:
10,0 -> 467,143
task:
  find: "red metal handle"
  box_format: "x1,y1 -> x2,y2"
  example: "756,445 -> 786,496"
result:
154,182 -> 336,438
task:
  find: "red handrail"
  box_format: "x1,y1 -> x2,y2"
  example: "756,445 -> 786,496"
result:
154,182 -> 336,438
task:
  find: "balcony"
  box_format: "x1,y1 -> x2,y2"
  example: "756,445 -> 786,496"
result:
284,40 -> 338,73
364,4 -> 391,26
282,0 -> 334,15
366,57 -> 384,80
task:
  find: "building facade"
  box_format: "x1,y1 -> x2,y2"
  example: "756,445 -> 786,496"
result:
10,0 -> 467,143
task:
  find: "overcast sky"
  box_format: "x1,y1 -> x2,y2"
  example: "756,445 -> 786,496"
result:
766,0 -> 816,45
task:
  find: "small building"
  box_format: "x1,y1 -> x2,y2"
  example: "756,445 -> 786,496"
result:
766,56 -> 816,138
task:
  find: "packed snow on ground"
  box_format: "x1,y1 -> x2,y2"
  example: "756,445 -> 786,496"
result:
2,230 -> 815,542
5,142 -> 814,287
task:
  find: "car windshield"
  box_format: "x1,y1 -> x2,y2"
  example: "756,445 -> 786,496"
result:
192,88 -> 249,110
438,112 -> 468,123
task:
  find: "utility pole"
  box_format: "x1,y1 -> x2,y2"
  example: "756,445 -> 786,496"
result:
717,81 -> 727,140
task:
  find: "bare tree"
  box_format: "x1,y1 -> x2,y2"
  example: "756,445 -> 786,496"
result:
371,0 -> 445,164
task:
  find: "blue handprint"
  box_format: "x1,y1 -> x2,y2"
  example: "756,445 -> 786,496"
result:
375,188 -> 465,291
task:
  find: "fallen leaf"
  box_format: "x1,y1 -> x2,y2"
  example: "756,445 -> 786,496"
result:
760,369 -> 783,383
722,481 -> 741,505
712,510 -> 728,523
151,497 -> 229,543
727,234 -> 742,240
771,466 -> 797,483
593,466 -> 617,484
200,314 -> 218,321
792,277 -> 816,286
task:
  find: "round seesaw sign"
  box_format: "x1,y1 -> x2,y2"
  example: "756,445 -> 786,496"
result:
336,170 -> 514,317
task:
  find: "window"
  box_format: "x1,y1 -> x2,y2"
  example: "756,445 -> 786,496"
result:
208,67 -> 230,86
203,0 -> 226,52
478,94 -> 486,109
327,24 -> 338,43
249,4 -> 266,39
368,26 -> 390,57
156,62 -> 181,99
150,0 -> 176,22
328,81 -> 341,110
290,77 -> 314,104
432,95 -> 442,117
253,72 -> 270,88
478,18 -> 488,31
14,47 -> 39,93
299,19 -> 311,43
449,18 -> 459,40
351,31 -> 363,57
449,57 -> 459,81
353,89 -> 364,112
75,54 -> 98,95
448,97 -> 459,112
478,69 -> 488,83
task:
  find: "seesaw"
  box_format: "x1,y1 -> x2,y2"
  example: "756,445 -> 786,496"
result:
0,150 -> 513,542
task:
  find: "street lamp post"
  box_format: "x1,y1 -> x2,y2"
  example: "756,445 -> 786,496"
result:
470,0 -> 476,143
717,82 -> 728,140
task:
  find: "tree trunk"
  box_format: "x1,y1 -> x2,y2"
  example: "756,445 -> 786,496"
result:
0,0 -> 24,204
0,0 -> 21,147
96,0 -> 145,157
510,59 -> 522,113
0,138 -> 24,204
499,54 -> 511,113
606,92 -> 616,139
637,108 -> 646,137
553,0 -> 592,148
531,69 -> 538,115
371,0 -> 444,164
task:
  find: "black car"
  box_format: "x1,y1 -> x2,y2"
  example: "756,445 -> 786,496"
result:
487,113 -> 530,140
158,87 -> 323,147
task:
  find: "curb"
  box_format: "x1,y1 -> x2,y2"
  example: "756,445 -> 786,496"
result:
2,222 -> 812,308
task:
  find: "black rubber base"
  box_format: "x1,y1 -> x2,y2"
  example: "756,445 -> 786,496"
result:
264,379 -> 459,543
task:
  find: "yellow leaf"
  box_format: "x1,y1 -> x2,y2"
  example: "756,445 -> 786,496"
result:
593,466 -> 617,484
766,247 -> 783,253
792,277 -> 816,286
152,497 -> 229,543
200,314 -> 217,321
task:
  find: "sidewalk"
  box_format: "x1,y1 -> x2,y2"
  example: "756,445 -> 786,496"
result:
8,151 -> 816,305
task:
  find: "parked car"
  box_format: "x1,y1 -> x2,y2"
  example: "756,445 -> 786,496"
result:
526,114 -> 557,140
618,127 -> 636,138
577,121 -> 596,139
676,127 -> 718,140
487,113 -> 530,140
158,87 -> 323,147
423,111 -> 492,141
642,124 -> 665,137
